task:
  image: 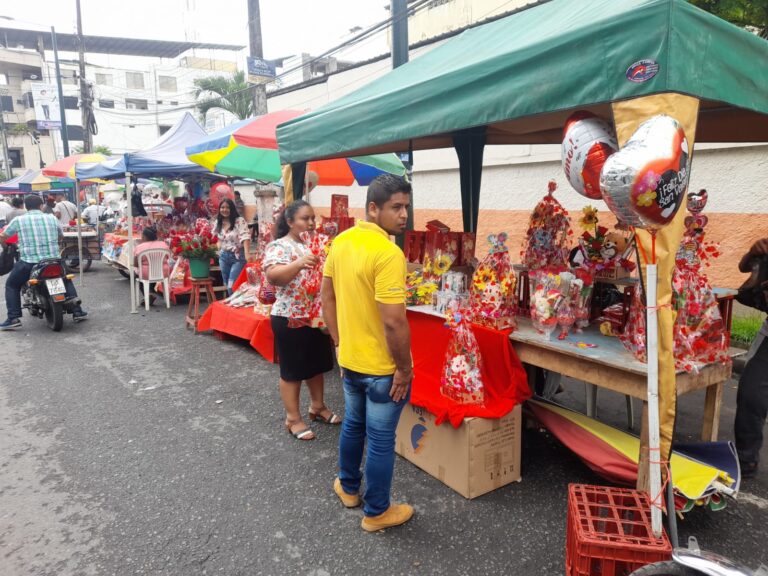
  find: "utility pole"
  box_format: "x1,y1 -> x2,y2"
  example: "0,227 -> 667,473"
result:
391,0 -> 412,247
52,26 -> 70,157
76,0 -> 93,153
0,90 -> 12,179
247,0 -> 268,115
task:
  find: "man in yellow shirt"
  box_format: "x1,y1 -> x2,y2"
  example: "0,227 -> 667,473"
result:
321,174 -> 413,532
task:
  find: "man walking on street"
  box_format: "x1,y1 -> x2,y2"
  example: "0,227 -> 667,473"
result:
0,195 -> 87,330
53,193 -> 78,225
321,174 -> 413,532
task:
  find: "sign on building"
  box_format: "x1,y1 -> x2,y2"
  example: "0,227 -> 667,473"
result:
31,83 -> 61,130
247,57 -> 276,84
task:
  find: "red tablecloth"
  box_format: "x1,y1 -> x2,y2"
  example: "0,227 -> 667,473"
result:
232,263 -> 259,292
408,309 -> 530,427
198,301 -> 276,362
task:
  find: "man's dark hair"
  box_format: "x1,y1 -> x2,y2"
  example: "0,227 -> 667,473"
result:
24,195 -> 44,210
366,174 -> 411,209
11,196 -> 23,208
142,227 -> 158,242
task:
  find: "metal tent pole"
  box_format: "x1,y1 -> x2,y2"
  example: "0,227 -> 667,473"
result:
646,263 -> 662,537
126,170 -> 136,313
75,179 -> 84,286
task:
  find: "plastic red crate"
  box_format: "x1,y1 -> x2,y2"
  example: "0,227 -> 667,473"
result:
566,484 -> 672,576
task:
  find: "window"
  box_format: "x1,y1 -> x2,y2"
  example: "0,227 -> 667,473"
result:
126,72 -> 145,89
0,95 -> 13,112
0,73 -> 7,85
66,125 -> 84,141
23,92 -> 33,108
61,71 -> 77,85
95,73 -> 113,86
158,75 -> 177,92
8,149 -> 24,168
63,96 -> 79,110
98,99 -> 115,109
156,100 -> 163,105
170,101 -> 179,106
125,98 -> 148,110
159,125 -> 172,136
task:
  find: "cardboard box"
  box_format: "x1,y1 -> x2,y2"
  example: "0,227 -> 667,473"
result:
396,403 -> 521,499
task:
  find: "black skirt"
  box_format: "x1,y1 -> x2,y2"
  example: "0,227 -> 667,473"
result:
270,315 -> 335,381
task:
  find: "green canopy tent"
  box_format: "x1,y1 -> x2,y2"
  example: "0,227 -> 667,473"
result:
277,0 -> 768,232
276,0 -> 768,533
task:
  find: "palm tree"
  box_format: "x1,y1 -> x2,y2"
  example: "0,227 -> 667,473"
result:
73,144 -> 113,156
194,70 -> 254,121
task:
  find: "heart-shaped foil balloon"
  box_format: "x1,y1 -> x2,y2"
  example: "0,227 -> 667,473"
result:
562,111 -> 618,200
687,188 -> 708,215
600,115 -> 690,229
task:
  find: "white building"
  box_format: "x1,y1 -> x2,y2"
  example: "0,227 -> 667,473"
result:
0,25 -> 244,161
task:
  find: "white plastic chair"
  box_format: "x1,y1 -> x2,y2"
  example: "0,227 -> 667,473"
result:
134,249 -> 172,310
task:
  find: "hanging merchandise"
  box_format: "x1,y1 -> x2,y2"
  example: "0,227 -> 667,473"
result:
600,114 -> 689,230
521,180 -> 572,269
441,310 -> 485,406
562,111 -> 618,200
469,233 -> 517,330
131,183 -> 147,217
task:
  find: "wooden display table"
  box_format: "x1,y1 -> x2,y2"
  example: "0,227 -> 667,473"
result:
509,319 -> 731,489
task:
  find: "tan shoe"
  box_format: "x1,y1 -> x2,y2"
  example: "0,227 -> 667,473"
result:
361,503 -> 414,532
334,478 -> 361,508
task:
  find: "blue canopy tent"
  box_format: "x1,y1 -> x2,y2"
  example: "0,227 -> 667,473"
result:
75,112 -> 219,313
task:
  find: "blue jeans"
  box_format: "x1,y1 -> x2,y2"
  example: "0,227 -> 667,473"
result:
339,369 -> 410,516
219,250 -> 245,295
5,260 -> 79,320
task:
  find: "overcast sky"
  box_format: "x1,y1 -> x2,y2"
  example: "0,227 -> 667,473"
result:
2,0 -> 391,61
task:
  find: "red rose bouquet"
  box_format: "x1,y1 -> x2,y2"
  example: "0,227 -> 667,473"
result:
169,218 -> 219,260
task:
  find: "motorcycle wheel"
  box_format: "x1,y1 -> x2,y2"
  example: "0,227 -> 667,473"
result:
61,246 -> 93,273
628,561 -> 698,576
45,300 -> 64,332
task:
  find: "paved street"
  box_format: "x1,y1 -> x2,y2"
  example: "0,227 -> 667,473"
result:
1,264 -> 767,576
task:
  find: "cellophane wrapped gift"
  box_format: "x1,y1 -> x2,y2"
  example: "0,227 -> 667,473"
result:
469,233 -> 517,330
671,212 -> 729,372
619,284 -> 647,361
570,267 -> 595,332
521,180 -> 572,269
288,231 -> 332,328
441,310 -> 485,406
529,268 -> 566,339
224,266 -> 261,308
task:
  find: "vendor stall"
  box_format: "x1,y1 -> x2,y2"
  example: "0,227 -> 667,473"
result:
276,0 -> 768,521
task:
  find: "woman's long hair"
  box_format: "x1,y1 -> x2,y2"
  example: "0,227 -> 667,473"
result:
275,200 -> 310,239
215,198 -> 239,233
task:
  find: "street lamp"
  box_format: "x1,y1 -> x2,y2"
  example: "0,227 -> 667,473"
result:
0,15 -> 70,158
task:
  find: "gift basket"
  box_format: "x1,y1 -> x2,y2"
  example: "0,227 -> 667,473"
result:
440,310 -> 485,406
575,205 -> 636,279
469,233 -> 517,330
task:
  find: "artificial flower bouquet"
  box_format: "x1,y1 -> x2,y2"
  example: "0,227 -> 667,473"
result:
576,205 -> 636,279
169,218 -> 219,260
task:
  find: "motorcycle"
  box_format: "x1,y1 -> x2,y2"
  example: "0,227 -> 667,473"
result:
22,258 -> 81,332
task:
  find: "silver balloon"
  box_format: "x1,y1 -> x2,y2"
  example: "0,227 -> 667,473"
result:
562,111 -> 618,200
600,114 -> 690,230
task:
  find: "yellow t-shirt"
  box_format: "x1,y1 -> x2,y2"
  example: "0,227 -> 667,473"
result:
323,221 -> 406,375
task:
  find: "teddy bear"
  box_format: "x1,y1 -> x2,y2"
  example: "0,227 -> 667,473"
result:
600,232 -> 628,262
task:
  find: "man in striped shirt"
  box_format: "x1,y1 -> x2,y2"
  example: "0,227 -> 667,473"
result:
0,195 -> 86,330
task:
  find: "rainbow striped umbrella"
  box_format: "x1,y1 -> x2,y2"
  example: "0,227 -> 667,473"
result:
186,110 -> 406,185
42,153 -> 109,179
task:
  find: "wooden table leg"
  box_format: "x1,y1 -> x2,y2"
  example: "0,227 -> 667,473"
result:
585,383 -> 598,418
637,402 -> 650,492
701,382 -> 724,441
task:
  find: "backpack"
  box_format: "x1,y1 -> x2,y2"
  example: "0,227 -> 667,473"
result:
0,243 -> 18,276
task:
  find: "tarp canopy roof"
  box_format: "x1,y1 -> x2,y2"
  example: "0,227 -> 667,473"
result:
75,112 -> 217,181
277,0 -> 768,163
0,169 -> 73,194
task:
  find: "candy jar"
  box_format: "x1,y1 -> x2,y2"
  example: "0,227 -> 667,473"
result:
557,301 -> 576,340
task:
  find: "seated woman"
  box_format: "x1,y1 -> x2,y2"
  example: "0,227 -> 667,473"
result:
134,227 -> 171,306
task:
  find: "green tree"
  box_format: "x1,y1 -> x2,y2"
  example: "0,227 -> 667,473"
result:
73,144 -> 113,156
689,0 -> 768,38
193,70 -> 254,121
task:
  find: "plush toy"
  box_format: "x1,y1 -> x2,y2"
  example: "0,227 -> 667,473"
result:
600,232 -> 628,262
